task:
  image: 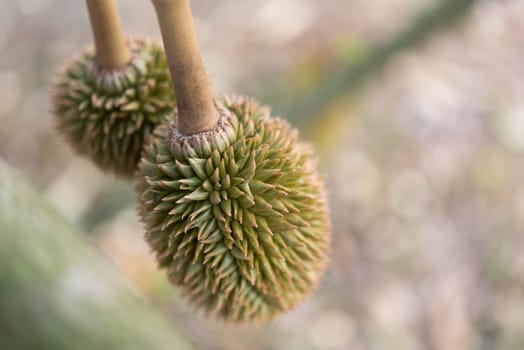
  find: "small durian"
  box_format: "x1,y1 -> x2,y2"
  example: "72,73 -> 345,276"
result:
51,37 -> 175,177
136,96 -> 330,324
138,0 -> 331,325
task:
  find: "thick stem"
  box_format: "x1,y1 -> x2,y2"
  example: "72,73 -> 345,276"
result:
86,0 -> 131,69
152,0 -> 219,135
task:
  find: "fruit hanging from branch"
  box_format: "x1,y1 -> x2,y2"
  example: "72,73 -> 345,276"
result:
137,0 -> 331,325
51,0 -> 174,178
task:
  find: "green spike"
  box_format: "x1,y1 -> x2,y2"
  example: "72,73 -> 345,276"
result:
227,158 -> 239,176
202,179 -> 214,192
158,180 -> 180,190
231,246 -> 250,261
175,160 -> 194,178
205,243 -> 228,259
228,186 -> 244,199
220,199 -> 232,217
243,210 -> 258,228
210,191 -> 221,205
231,220 -> 244,241
168,202 -> 189,216
210,167 -> 220,184
211,149 -> 221,167
178,177 -> 201,190
177,187 -> 209,203
212,205 -> 226,222
222,174 -> 231,189
188,157 -> 208,180
200,229 -> 222,244
238,194 -> 255,208
249,179 -> 275,194
205,158 -> 214,176
188,202 -> 212,222
240,150 -> 257,180
197,220 -> 218,241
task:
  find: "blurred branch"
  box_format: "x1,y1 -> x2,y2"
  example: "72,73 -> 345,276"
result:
0,159 -> 193,350
268,0 -> 483,126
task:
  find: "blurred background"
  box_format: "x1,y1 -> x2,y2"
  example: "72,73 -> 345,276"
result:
1,0 -> 524,349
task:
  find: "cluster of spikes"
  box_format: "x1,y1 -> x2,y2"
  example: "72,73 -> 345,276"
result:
137,96 -> 330,325
50,0 -> 331,326
51,37 -> 174,177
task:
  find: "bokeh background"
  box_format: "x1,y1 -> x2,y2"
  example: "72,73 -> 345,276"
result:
1,0 -> 524,349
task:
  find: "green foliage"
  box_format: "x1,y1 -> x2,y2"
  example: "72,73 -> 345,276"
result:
137,96 -> 330,325
52,37 -> 175,178
0,159 -> 193,350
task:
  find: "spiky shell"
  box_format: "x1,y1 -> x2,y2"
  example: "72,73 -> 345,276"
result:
136,95 -> 330,325
51,37 -> 175,178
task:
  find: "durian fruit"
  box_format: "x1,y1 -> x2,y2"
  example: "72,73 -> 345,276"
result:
137,0 -> 330,325
137,96 -> 330,324
51,37 -> 174,178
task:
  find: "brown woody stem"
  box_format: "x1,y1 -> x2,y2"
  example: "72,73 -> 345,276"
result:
151,0 -> 219,135
86,0 -> 131,70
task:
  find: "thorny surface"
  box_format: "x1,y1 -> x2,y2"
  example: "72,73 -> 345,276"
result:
1,0 -> 524,349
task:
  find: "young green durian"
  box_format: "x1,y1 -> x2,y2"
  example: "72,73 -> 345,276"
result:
51,0 -> 174,178
137,95 -> 330,325
137,0 -> 330,325
52,37 -> 174,177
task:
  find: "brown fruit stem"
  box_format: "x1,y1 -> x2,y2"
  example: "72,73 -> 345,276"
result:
86,0 -> 131,70
151,0 -> 219,135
